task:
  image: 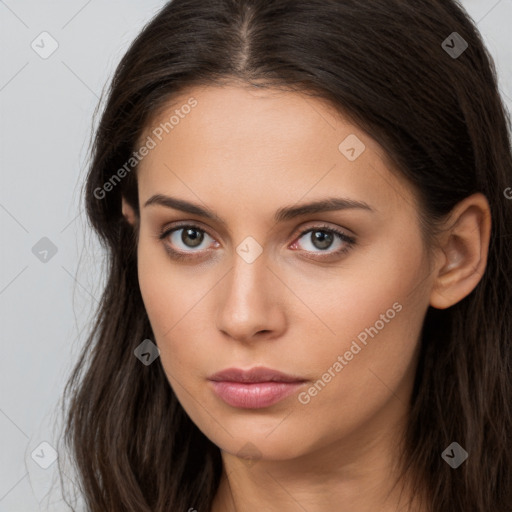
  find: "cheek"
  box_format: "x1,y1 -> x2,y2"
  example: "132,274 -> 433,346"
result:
137,238 -> 176,335
137,229 -> 199,335
290,221 -> 427,353
136,234 -> 220,381
297,234 -> 430,420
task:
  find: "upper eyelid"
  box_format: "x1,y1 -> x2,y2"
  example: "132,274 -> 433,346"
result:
160,222 -> 214,241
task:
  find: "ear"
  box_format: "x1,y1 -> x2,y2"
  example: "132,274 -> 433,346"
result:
429,193 -> 491,309
122,196 -> 138,226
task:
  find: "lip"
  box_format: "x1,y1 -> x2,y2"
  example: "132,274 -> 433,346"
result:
208,366 -> 306,383
208,366 -> 307,409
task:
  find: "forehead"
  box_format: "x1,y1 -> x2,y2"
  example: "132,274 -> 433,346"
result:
135,84 -> 416,217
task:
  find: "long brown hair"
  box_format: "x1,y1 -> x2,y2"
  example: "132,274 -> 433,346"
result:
57,1 -> 512,510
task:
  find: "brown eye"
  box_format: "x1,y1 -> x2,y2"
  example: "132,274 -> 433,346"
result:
180,227 -> 204,248
309,230 -> 335,250
159,225 -> 216,255
293,226 -> 355,256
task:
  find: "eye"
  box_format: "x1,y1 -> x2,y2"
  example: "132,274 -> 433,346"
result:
158,224 -> 218,259
291,225 -> 356,258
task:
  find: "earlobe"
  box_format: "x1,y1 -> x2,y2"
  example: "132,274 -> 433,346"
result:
122,196 -> 138,226
429,193 -> 491,309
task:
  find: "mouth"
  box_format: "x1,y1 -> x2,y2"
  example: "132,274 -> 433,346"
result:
207,366 -> 308,409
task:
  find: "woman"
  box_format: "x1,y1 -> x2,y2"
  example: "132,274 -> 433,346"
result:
59,1 -> 512,510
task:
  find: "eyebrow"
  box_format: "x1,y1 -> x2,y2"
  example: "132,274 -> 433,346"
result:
143,194 -> 375,223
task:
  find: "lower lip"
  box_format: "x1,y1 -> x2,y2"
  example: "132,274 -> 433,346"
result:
209,381 -> 306,409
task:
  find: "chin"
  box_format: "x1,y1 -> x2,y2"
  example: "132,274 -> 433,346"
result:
201,420 -> 317,462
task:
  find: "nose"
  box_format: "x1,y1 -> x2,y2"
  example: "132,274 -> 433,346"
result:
215,251 -> 287,343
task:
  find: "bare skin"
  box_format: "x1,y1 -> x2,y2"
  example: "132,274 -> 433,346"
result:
122,83 -> 491,512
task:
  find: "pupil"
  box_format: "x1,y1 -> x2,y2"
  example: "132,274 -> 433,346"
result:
182,228 -> 203,247
312,231 -> 333,250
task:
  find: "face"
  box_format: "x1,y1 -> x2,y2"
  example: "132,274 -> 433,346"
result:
132,84 -> 435,463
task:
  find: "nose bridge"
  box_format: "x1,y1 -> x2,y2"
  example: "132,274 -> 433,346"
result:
216,244 -> 285,341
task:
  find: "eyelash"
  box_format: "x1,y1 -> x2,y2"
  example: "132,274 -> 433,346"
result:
156,222 -> 356,262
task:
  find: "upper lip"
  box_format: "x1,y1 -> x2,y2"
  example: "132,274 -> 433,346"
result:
208,366 -> 307,383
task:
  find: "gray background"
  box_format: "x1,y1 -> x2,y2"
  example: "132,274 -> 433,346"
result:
1,0 -> 511,510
